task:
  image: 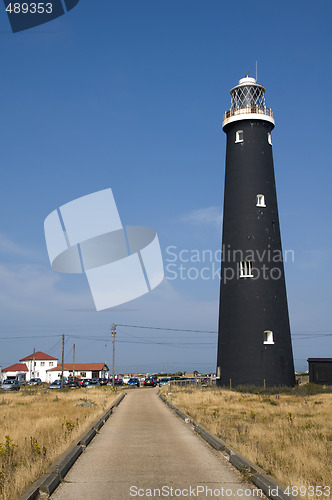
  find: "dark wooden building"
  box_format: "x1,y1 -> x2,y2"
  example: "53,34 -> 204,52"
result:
308,358 -> 332,385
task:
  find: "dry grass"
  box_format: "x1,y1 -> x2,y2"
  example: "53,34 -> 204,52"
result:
164,386 -> 332,498
0,385 -> 120,500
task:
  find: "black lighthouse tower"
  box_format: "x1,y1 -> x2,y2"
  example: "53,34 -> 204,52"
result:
216,76 -> 295,387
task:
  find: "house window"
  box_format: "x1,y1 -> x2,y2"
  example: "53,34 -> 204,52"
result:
256,194 -> 266,207
240,260 -> 253,277
80,372 -> 86,378
235,130 -> 244,143
268,132 -> 272,145
49,362 -> 53,367
264,330 -> 274,344
40,362 -> 45,367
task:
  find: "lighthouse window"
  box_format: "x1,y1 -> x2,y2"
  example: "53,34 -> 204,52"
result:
235,130 -> 244,143
240,260 -> 253,277
264,330 -> 274,344
268,133 -> 272,145
256,194 -> 266,207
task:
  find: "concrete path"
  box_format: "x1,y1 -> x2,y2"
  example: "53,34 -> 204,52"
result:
51,389 -> 259,499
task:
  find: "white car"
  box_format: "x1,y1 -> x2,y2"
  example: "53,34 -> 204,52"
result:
122,376 -> 131,385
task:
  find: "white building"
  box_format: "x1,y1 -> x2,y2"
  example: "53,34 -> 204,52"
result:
2,353 -> 109,384
19,351 -> 58,382
1,363 -> 29,383
47,363 -> 109,383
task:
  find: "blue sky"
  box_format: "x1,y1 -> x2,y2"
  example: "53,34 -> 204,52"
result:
0,1 -> 331,374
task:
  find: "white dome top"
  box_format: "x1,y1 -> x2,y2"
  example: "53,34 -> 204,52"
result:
238,76 -> 257,85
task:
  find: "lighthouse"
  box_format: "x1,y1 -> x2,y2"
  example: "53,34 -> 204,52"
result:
216,76 -> 295,387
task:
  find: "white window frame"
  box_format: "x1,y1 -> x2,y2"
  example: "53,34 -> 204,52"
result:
40,362 -> 45,367
235,130 -> 244,143
264,330 -> 274,344
49,362 -> 53,367
268,132 -> 272,145
256,194 -> 266,207
239,260 -> 253,278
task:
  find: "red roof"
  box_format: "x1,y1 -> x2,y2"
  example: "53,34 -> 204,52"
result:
19,351 -> 58,362
48,363 -> 108,372
3,363 -> 28,372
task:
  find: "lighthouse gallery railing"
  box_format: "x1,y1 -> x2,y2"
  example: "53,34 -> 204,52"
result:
224,105 -> 273,120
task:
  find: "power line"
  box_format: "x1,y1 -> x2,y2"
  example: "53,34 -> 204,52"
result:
116,325 -> 214,345
117,323 -> 332,337
0,322 -> 331,344
0,334 -> 61,341
116,323 -> 217,334
68,334 -> 215,348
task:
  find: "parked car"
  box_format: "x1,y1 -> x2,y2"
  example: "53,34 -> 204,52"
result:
28,378 -> 42,386
15,374 -> 27,386
1,379 -> 20,391
200,377 -> 210,387
66,377 -> 80,384
107,378 -> 124,386
49,380 -> 63,389
67,380 -> 81,389
122,376 -> 131,385
85,380 -> 101,388
81,379 -> 91,387
144,377 -> 157,387
127,378 -> 140,387
159,377 -> 170,386
98,378 -> 108,386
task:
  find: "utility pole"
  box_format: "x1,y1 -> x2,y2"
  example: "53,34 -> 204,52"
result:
112,323 -> 116,388
61,334 -> 65,389
73,344 -> 75,379
32,347 -> 35,379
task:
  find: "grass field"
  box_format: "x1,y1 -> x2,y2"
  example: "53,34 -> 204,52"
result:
0,386 -> 120,500
163,385 -> 332,499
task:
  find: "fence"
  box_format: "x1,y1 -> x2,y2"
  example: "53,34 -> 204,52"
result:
169,378 -> 216,388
